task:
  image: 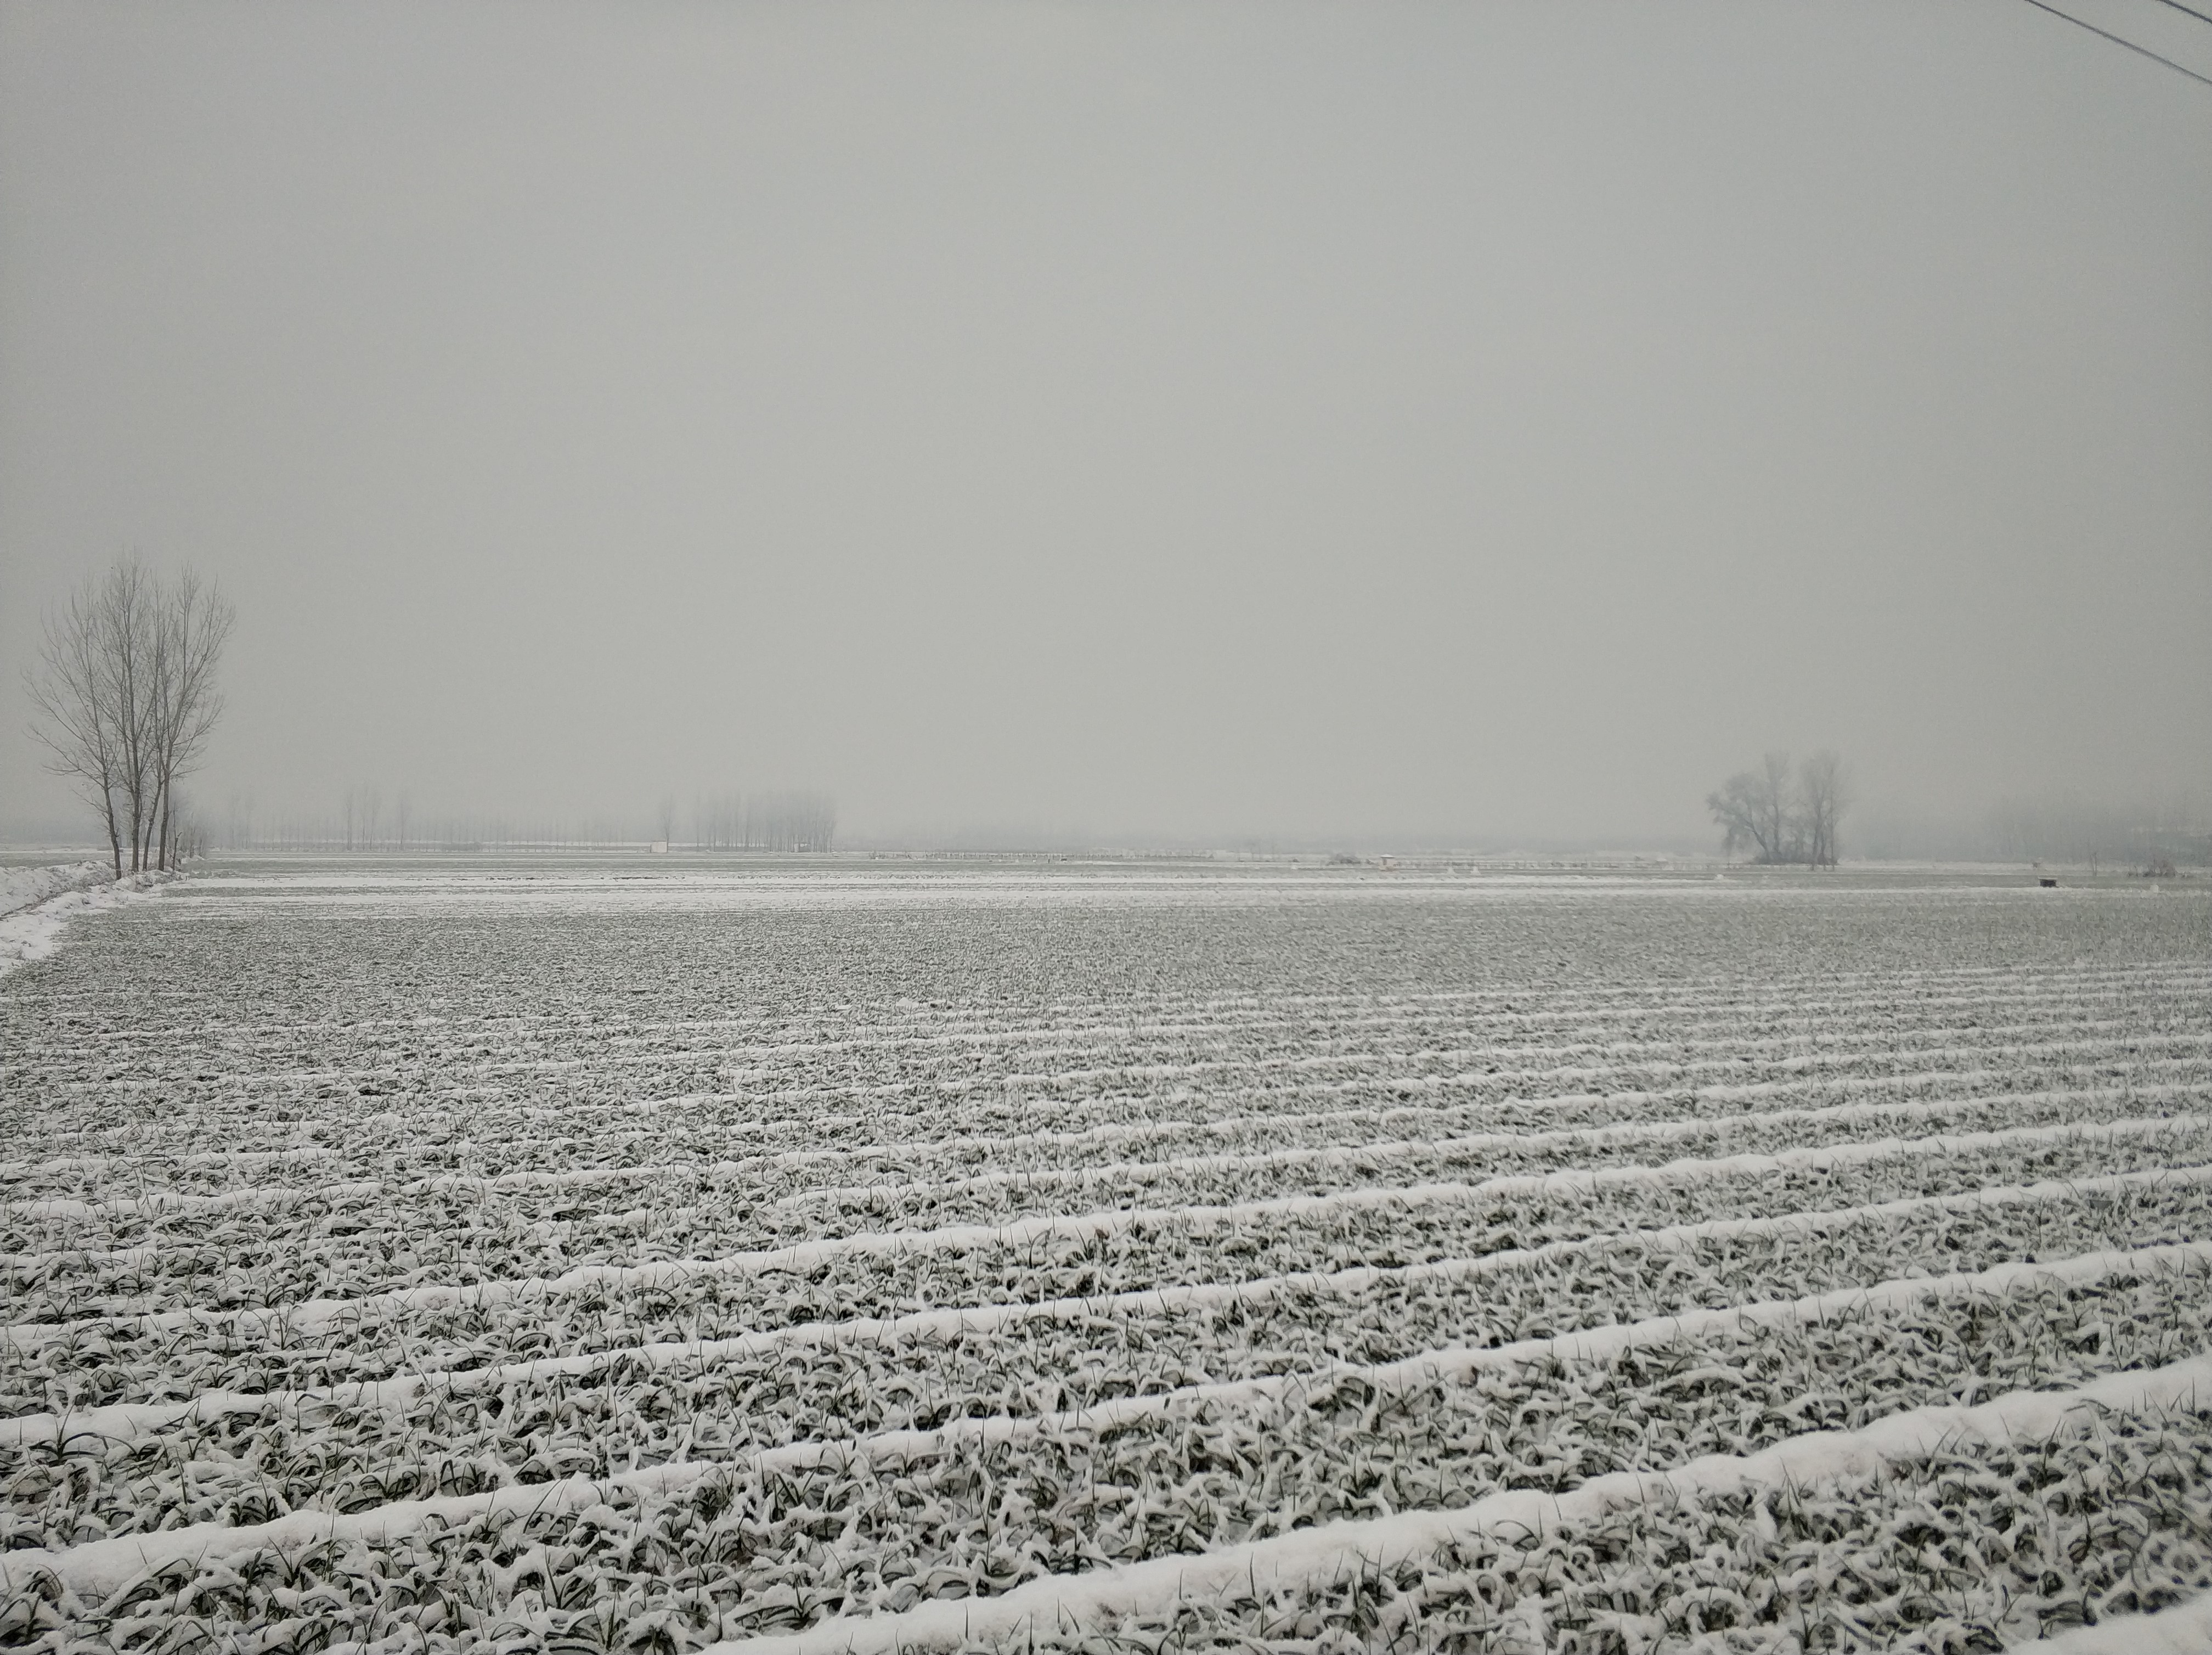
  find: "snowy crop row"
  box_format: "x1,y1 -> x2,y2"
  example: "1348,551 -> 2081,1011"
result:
7,1024 -> 2202,1203
8,1114 -> 2210,1405
9,1093 -> 2208,1306
7,1204 -> 2211,1554
8,1264 -> 2212,1648
15,1032 -> 2209,1210
9,1162 -> 2207,1436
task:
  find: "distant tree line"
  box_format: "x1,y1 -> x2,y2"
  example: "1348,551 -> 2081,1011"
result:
25,557 -> 234,876
1707,750 -> 1850,867
1986,792 -> 2205,874
213,790 -> 837,854
219,805 -> 639,852
692,791 -> 837,852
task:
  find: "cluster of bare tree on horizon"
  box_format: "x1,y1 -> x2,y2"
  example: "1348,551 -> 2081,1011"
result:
1708,750 -> 1850,867
26,558 -> 234,877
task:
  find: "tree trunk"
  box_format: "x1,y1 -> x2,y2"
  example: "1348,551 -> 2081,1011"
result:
103,788 -> 123,880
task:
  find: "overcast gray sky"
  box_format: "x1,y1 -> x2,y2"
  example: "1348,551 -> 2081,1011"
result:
3,0 -> 2208,847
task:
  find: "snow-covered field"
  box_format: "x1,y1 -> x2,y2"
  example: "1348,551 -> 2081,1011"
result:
2,857 -> 2209,1652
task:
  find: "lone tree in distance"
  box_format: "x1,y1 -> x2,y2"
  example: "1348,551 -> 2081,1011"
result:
25,556 -> 235,876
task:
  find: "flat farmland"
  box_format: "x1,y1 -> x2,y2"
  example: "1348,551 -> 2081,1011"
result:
2,858 -> 2210,1653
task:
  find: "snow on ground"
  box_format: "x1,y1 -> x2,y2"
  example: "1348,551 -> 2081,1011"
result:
0,863 -> 175,977
1,855 -> 2208,1651
0,862 -> 106,917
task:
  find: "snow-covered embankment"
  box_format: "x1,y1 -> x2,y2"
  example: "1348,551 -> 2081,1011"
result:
0,862 -> 162,977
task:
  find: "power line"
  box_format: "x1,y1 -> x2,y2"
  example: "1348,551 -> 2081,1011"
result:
2019,0 -> 2212,85
2144,0 -> 2212,28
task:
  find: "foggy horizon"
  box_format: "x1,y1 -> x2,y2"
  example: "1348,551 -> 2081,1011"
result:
4,3 -> 2208,853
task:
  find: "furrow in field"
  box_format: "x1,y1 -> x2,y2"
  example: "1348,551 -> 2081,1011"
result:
8,1054 -> 2175,1215
690,1354 -> 2212,1646
14,970 -> 2204,1073
14,1160 -> 2212,1438
17,1010 -> 2205,1107
9,1241 -> 2209,1582
9,1099 -> 2207,1311
10,1262 -> 2211,1640
12,1082 -> 2198,1235
13,1166 -> 2210,1449
5,1116 -> 2206,1373
19,967 -> 2204,1054
983,1020 -> 2212,1089
123,1026 -> 2212,1122
22,952 -> 2212,1024
15,968 -> 2203,1067
8,1033 -> 2204,1202
769,1088 -> 2212,1214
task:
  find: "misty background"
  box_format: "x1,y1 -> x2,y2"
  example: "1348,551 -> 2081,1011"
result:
3,2 -> 2208,853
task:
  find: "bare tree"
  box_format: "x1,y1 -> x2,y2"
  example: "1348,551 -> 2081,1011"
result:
168,798 -> 208,863
94,558 -> 162,869
1707,751 -> 1796,863
146,570 -> 235,870
26,558 -> 234,875
1797,750 -> 1850,868
25,580 -> 130,876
